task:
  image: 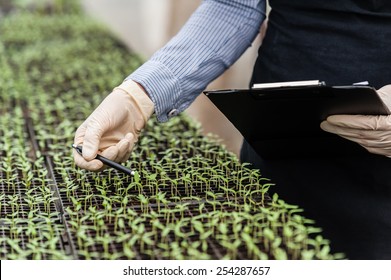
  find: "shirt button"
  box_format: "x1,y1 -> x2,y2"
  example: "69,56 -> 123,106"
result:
167,109 -> 178,117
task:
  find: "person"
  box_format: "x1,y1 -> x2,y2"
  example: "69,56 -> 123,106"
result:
73,0 -> 391,259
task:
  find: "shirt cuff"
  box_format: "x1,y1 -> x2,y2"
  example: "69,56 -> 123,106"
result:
128,60 -> 183,122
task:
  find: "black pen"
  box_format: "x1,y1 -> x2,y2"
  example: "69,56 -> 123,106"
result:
72,144 -> 135,176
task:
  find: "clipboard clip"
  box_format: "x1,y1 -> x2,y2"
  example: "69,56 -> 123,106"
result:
252,80 -> 370,90
252,80 -> 326,90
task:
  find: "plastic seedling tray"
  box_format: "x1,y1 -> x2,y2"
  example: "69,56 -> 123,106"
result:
0,5 -> 341,260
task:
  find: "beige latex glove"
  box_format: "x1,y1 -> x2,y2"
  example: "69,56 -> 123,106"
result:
321,85 -> 391,157
73,80 -> 154,171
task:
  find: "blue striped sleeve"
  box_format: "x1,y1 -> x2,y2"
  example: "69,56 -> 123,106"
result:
128,0 -> 267,122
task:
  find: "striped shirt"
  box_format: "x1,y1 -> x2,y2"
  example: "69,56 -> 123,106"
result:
128,0 -> 267,122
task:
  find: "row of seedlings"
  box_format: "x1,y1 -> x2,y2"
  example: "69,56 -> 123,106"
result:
0,5 -> 343,259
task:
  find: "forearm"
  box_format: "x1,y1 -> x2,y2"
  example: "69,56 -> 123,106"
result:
128,0 -> 266,122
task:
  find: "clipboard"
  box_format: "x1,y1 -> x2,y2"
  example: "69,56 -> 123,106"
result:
204,82 -> 390,159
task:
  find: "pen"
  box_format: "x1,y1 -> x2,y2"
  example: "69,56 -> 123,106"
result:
72,144 -> 135,176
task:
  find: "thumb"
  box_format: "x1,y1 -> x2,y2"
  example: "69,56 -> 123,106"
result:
377,85 -> 391,110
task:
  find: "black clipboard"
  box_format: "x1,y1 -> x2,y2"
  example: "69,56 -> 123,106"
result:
205,83 -> 390,159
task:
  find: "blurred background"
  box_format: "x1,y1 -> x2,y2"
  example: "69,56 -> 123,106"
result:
81,0 -> 270,157
0,0 -> 269,157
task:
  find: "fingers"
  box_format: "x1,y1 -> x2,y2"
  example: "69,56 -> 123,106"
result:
377,85 -> 391,110
73,149 -> 104,171
366,146 -> 391,157
321,120 -> 389,140
320,120 -> 367,137
320,87 -> 391,158
73,120 -> 105,171
117,133 -> 135,163
101,133 -> 135,163
321,120 -> 391,156
325,114 -> 391,131
73,133 -> 136,172
74,121 -> 87,146
73,122 -> 104,171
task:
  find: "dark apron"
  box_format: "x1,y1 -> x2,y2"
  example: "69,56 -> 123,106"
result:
242,0 -> 391,259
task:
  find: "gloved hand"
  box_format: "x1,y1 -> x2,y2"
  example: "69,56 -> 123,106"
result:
73,79 -> 154,171
320,85 -> 391,157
